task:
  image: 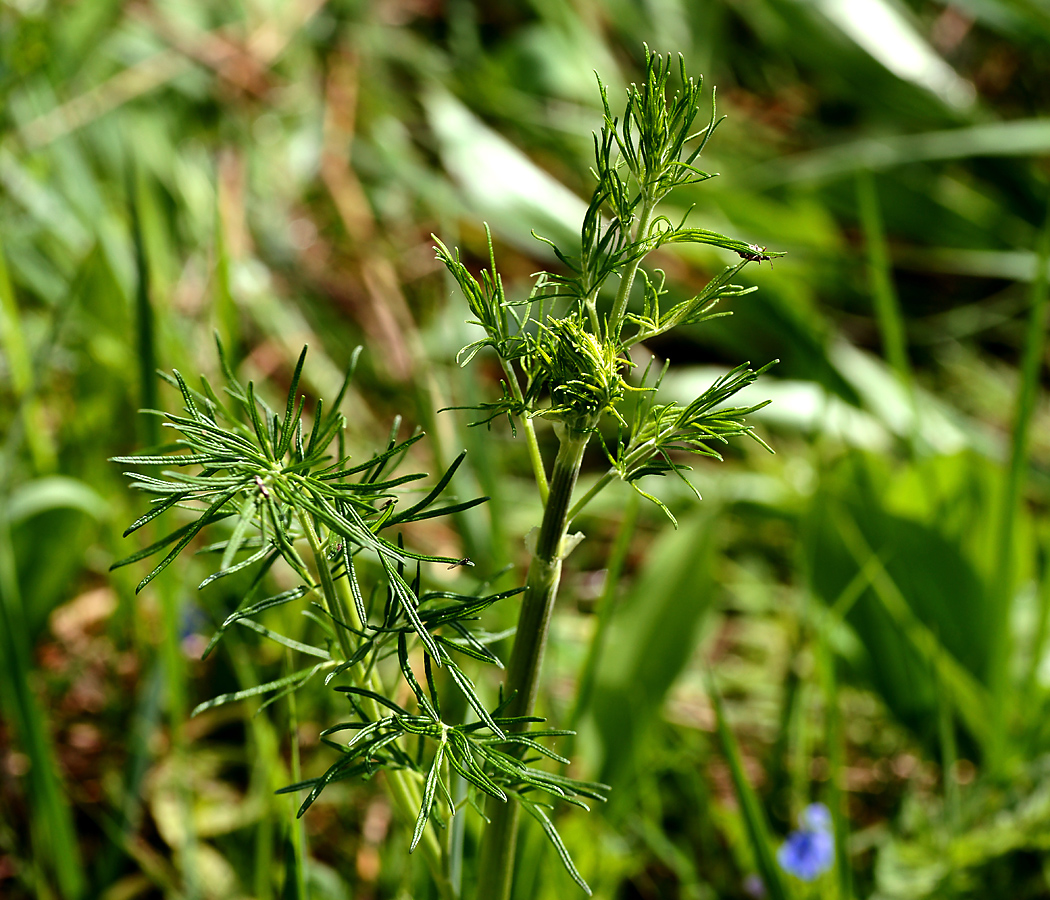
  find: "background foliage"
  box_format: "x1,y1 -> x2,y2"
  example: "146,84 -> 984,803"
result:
1,0 -> 1049,898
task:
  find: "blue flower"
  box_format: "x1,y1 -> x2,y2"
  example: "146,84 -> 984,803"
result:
777,803 -> 834,882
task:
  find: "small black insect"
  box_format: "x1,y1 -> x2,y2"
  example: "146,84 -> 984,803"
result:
447,557 -> 473,570
735,244 -> 775,267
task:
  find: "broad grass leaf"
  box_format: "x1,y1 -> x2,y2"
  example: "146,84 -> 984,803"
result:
804,451 -> 1019,750
589,509 -> 716,790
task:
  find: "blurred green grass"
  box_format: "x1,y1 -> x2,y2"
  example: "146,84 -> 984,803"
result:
2,1 -> 1050,898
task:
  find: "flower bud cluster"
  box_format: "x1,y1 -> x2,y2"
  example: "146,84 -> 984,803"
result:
534,317 -> 626,429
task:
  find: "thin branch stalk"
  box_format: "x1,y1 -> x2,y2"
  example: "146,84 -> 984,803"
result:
300,515 -> 455,899
608,196 -> 657,338
500,355 -> 549,504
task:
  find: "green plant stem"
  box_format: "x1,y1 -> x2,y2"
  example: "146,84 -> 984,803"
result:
569,431 -> 663,520
300,517 -> 353,656
569,468 -> 615,521
987,197 -> 1050,772
299,516 -> 454,900
500,356 -> 549,504
584,291 -> 601,334
505,427 -> 591,717
448,772 -> 467,897
0,232 -> 55,475
158,577 -> 201,900
0,513 -> 86,900
818,616 -> 853,900
856,170 -> 912,387
129,162 -> 159,448
1021,543 -> 1050,726
709,675 -> 790,900
936,652 -> 960,837
286,650 -> 308,900
475,425 -> 593,900
608,197 -> 657,338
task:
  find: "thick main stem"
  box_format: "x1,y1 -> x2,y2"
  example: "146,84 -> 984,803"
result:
474,426 -> 592,900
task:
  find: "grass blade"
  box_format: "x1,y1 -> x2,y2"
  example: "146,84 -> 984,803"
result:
987,196 -> 1050,769
709,675 -> 790,900
856,170 -> 912,387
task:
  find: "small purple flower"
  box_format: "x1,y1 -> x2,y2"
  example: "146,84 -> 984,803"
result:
777,803 -> 834,882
